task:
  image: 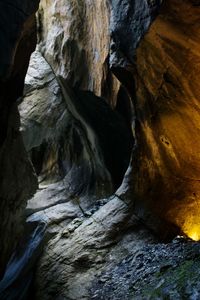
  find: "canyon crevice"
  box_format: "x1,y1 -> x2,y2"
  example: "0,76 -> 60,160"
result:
1,0 -> 200,299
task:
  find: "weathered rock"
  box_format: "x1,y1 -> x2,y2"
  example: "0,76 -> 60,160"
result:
124,0 -> 200,238
34,196 -> 156,300
0,0 -> 39,276
26,180 -> 83,233
20,51 -> 112,194
27,200 -> 82,231
20,50 -> 67,153
20,50 -> 133,193
0,222 -> 47,300
2,0 -> 200,299
26,182 -> 75,216
109,0 -> 162,68
37,0 -> 121,105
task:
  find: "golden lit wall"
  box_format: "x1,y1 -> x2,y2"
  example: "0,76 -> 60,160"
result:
131,0 -> 200,240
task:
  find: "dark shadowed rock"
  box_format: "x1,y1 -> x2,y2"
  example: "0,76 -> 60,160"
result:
0,0 -> 39,276
109,0 -> 162,68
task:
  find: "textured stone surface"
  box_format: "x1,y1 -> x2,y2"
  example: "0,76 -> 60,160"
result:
109,0 -> 162,68
34,196 -> 156,300
20,51 -> 67,153
125,0 -> 200,238
22,1 -> 200,299
0,0 -> 39,276
90,237 -> 200,300
38,0 -> 120,105
0,222 -> 47,300
20,50 -> 133,193
2,0 -> 200,298
37,0 -> 162,108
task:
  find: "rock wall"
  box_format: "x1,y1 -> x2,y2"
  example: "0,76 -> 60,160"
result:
20,51 -> 133,198
0,0 -> 39,276
36,0 -> 200,239
19,0 -> 135,197
34,0 -> 162,196
37,0 -> 120,106
128,0 -> 200,239
1,0 -> 200,298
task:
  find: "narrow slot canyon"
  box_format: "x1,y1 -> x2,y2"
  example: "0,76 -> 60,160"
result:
1,0 -> 200,299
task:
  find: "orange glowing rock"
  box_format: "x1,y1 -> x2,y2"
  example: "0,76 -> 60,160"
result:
186,227 -> 200,242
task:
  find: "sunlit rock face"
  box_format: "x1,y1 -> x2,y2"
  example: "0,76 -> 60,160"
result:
0,0 -> 39,276
37,0 -> 121,106
125,0 -> 200,238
